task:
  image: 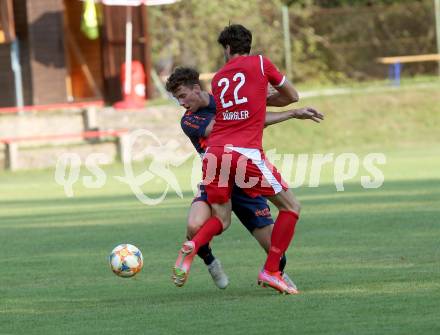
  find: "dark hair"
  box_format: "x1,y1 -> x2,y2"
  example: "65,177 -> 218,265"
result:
217,24 -> 252,55
165,67 -> 200,93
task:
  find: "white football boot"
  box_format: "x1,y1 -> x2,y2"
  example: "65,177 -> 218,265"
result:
207,259 -> 229,289
282,272 -> 298,291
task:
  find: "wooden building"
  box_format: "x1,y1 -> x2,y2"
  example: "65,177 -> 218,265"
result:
0,0 -> 151,108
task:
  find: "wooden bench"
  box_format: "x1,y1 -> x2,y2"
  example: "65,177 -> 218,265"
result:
376,54 -> 440,86
0,129 -> 129,171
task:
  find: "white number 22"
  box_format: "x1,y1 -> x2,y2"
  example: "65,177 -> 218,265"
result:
218,72 -> 248,109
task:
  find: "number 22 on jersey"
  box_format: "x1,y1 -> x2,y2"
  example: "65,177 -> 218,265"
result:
218,72 -> 248,109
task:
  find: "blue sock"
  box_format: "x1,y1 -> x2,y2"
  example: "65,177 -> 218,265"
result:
197,243 -> 215,265
280,254 -> 287,273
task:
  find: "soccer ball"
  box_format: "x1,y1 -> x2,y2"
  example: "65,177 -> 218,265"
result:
109,244 -> 143,278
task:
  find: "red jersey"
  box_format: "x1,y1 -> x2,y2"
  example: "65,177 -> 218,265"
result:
208,55 -> 285,149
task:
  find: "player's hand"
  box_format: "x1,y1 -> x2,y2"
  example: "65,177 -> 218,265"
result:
292,107 -> 324,123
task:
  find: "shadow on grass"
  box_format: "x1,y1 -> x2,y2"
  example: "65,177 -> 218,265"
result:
1,178 -> 438,229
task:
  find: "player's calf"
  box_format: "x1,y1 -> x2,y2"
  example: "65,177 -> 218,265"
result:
187,219 -> 205,239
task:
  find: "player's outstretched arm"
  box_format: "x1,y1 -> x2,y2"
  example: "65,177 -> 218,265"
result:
265,107 -> 324,127
267,79 -> 299,107
291,107 -> 324,123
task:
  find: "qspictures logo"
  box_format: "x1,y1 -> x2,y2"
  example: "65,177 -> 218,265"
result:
54,130 -> 386,205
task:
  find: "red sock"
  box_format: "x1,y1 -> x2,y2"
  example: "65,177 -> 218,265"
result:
192,216 -> 223,253
264,210 -> 299,272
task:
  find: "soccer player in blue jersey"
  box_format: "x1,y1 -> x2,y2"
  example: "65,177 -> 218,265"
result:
166,67 -> 323,290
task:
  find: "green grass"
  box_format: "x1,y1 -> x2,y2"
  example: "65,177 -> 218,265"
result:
151,78 -> 440,153
264,82 -> 440,153
0,147 -> 439,335
1,84 -> 440,334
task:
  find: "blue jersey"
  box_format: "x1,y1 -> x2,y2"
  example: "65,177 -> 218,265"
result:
180,94 -> 216,155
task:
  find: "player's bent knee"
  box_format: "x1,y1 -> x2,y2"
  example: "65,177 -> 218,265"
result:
287,192 -> 301,213
280,199 -> 301,214
291,199 -> 301,214
214,215 -> 230,231
187,219 -> 204,238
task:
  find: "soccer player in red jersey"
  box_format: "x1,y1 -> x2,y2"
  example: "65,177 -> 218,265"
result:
173,25 -> 323,294
166,67 -> 321,290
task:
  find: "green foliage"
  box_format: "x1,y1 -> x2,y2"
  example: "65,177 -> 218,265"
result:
149,0 -> 436,84
314,0 -> 411,7
309,0 -> 437,80
149,0 -> 286,73
149,0 -> 331,81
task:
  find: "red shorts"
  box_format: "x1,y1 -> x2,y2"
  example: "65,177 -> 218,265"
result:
201,146 -> 289,204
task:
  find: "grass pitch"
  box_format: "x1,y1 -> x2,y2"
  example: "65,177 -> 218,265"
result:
0,148 -> 439,335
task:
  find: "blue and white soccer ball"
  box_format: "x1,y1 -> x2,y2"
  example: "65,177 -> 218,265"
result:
109,244 -> 143,278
